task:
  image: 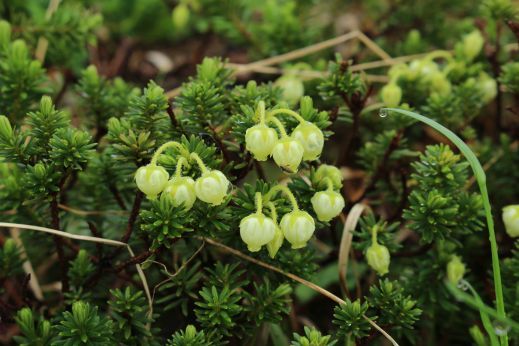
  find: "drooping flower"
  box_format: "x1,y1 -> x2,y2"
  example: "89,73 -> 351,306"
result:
292,122 -> 324,161
135,164 -> 169,199
164,177 -> 197,210
311,190 -> 345,222
240,213 -> 276,252
272,137 -> 304,173
245,124 -> 278,161
194,170 -> 229,206
280,210 -> 315,249
366,242 -> 390,275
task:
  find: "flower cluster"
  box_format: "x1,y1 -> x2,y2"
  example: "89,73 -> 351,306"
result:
239,164 -> 345,257
245,101 -> 324,173
135,141 -> 229,208
380,30 -> 496,109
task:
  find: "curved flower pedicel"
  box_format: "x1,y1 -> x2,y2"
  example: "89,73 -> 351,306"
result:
163,157 -> 197,210
245,101 -> 278,161
265,185 -> 316,249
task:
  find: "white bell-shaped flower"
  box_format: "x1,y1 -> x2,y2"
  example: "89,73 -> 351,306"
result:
311,190 -> 345,222
272,137 -> 304,173
239,213 -> 276,252
245,124 -> 278,161
135,164 -> 169,199
163,177 -> 197,210
280,210 -> 315,249
194,170 -> 229,206
292,122 -> 324,161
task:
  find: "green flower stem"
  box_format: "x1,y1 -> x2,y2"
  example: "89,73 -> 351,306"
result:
255,192 -> 263,214
371,227 -> 378,244
424,50 -> 454,62
446,282 -> 519,333
174,157 -> 189,178
151,141 -> 186,166
266,201 -> 278,223
264,184 -> 299,211
268,116 -> 289,138
324,177 -> 335,191
257,100 -> 266,124
462,280 -> 500,346
268,108 -> 306,124
383,107 -> 507,345
190,152 -> 209,175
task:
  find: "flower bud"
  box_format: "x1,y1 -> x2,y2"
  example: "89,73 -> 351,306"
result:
462,30 -> 484,62
163,177 -> 196,210
172,3 -> 190,31
292,122 -> 324,161
240,213 -> 276,252
266,226 -> 284,258
366,242 -> 390,275
381,83 -> 402,107
135,164 -> 169,199
311,190 -> 345,222
447,255 -> 465,284
275,75 -> 305,106
314,164 -> 342,189
194,170 -> 229,206
245,124 -> 278,161
502,205 -> 519,238
272,137 -> 304,173
280,210 -> 315,249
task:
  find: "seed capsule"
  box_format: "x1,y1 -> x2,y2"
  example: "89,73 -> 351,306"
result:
272,137 -> 304,173
135,164 -> 169,199
194,170 -> 229,206
163,177 -> 197,210
311,190 -> 345,222
292,122 -> 324,161
366,242 -> 390,275
280,210 -> 315,249
502,205 -> 519,238
245,124 -> 278,161
239,213 -> 276,252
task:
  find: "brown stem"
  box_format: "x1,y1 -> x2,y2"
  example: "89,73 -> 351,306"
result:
109,191 -> 144,261
121,191 -> 143,244
354,131 -> 402,203
114,250 -> 153,272
108,184 -> 127,210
